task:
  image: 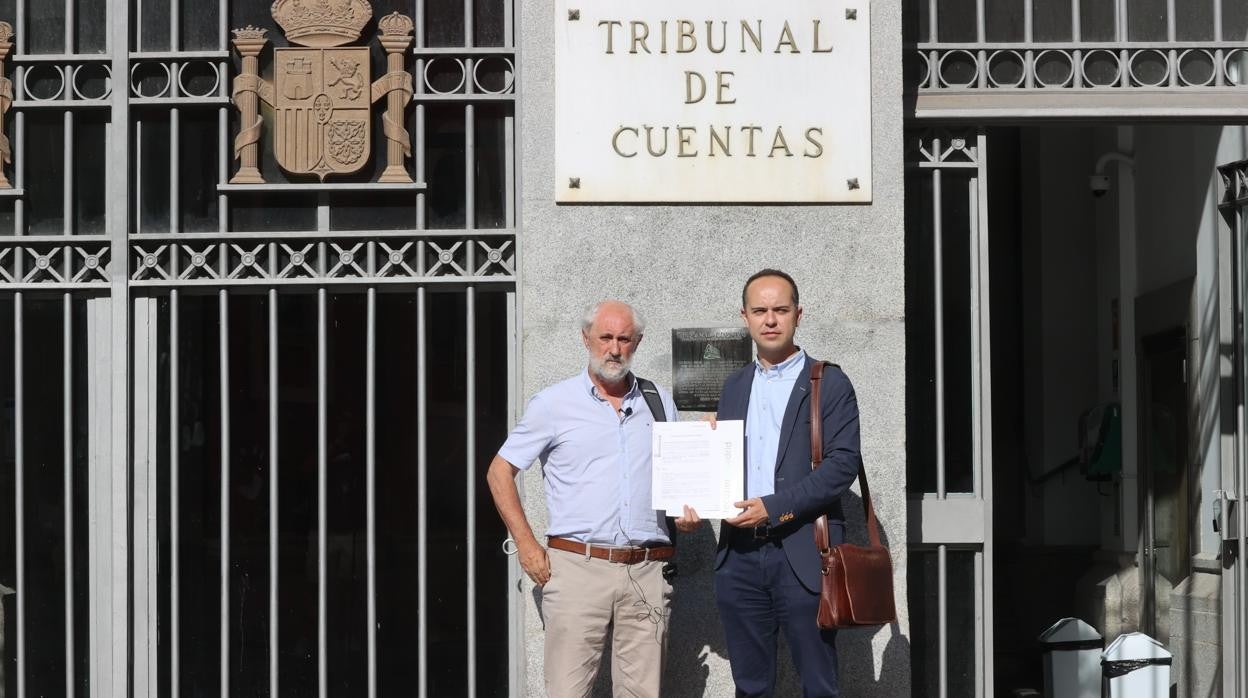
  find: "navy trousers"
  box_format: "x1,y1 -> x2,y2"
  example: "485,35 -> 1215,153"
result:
714,534 -> 840,698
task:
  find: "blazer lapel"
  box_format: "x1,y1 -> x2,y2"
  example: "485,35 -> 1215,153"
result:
773,357 -> 813,470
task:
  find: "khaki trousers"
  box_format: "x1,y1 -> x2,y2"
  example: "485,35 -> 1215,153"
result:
541,547 -> 672,697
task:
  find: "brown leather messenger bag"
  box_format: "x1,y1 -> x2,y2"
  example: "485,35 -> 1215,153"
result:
810,361 -> 897,629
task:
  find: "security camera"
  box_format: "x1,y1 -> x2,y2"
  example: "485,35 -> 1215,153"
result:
1089,175 -> 1110,197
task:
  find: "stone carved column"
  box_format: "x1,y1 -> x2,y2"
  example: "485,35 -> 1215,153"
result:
0,22 -> 16,189
230,26 -> 268,184
376,13 -> 414,183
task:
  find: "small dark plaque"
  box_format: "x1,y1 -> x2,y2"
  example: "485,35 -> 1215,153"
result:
671,327 -> 753,411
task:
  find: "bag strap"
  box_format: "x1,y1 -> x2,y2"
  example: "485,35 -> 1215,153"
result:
636,377 -> 678,546
635,377 -> 666,423
810,361 -> 881,552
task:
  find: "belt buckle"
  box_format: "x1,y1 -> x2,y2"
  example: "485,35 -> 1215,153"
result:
752,524 -> 770,540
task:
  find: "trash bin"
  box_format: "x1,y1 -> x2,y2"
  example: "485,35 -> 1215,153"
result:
1038,617 -> 1101,698
1102,632 -> 1172,698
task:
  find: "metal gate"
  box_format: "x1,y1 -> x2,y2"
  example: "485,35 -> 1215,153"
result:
0,0 -> 519,696
904,129 -> 993,698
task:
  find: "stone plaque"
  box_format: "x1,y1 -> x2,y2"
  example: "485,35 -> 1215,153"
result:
672,327 -> 753,411
554,0 -> 872,203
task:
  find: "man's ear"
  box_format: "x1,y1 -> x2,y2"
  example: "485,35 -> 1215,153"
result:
795,305 -> 803,326
740,307 -> 748,325
581,330 -> 592,350
634,333 -> 644,350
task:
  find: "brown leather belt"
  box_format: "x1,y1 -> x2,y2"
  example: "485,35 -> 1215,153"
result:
547,536 -> 675,564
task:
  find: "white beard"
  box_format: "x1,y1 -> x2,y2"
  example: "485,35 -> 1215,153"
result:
590,354 -> 631,382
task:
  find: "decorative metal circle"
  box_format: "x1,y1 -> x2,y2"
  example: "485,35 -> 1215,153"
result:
144,254 -> 158,268
130,61 -> 172,98
951,137 -> 967,150
1225,49 -> 1248,86
191,253 -> 206,266
986,50 -> 1026,88
175,60 -> 222,99
1033,49 -> 1074,88
1177,49 -> 1216,87
84,255 -> 99,270
488,250 -> 502,263
423,57 -> 468,95
70,63 -> 113,100
339,251 -> 354,265
439,251 -> 454,264
936,49 -> 978,88
1127,49 -> 1170,87
471,56 -> 516,95
914,51 -> 932,89
35,255 -> 50,270
1081,49 -> 1122,87
241,253 -> 256,266
389,251 -> 404,265
290,252 -> 306,266
22,64 -> 67,101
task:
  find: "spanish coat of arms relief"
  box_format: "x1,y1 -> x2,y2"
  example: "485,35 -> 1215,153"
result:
231,0 -> 415,184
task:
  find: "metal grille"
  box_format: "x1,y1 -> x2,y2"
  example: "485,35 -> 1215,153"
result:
904,129 -> 993,698
1,0 -> 519,696
908,0 -> 1248,119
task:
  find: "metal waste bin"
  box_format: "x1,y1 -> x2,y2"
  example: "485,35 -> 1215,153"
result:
1038,617 -> 1101,698
1102,632 -> 1171,698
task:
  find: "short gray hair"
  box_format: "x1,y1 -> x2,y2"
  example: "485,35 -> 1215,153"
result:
581,300 -> 646,336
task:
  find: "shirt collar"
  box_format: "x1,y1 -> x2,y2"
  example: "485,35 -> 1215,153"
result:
581,367 -> 639,402
754,348 -> 806,378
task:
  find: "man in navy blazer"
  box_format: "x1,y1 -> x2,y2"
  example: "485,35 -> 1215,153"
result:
681,269 -> 862,697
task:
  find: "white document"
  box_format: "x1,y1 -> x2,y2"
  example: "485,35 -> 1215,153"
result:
651,420 -> 744,520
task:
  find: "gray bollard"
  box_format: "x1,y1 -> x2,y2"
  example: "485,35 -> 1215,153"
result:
1101,632 -> 1172,698
1037,617 -> 1102,698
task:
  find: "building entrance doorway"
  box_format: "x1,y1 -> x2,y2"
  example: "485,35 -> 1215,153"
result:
908,123 -> 1245,696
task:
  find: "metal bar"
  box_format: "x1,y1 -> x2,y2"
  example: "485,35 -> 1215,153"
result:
466,285 -> 477,697
928,0 -> 937,43
136,118 -> 144,232
505,290 -> 520,698
64,110 -> 73,242
1024,0 -> 1033,43
106,2 -> 133,691
14,292 -> 25,698
367,287 -> 378,698
938,545 -> 948,698
171,107 -> 180,233
219,289 -> 230,698
974,551 -> 984,698
466,104 -> 476,231
933,162 -> 946,499
171,289 -> 181,698
1071,0 -> 1081,42
63,293 -> 74,697
318,288 -> 328,698
975,131 -> 995,694
464,0 -> 474,46
269,288 -> 279,698
969,172 -> 981,498
417,286 -> 428,698
171,0 -> 180,49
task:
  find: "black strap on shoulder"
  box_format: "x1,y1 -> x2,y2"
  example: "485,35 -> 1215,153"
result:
635,377 -> 666,422
635,376 -> 677,556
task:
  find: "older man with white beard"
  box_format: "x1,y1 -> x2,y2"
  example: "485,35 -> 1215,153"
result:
486,300 -> 681,697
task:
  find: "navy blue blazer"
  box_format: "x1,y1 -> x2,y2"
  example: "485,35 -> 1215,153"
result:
715,355 -> 863,592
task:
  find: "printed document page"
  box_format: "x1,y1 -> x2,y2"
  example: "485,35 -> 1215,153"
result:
651,420 -> 744,520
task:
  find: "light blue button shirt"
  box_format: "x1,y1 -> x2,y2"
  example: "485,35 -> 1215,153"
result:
498,369 -> 678,546
746,349 -> 806,499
